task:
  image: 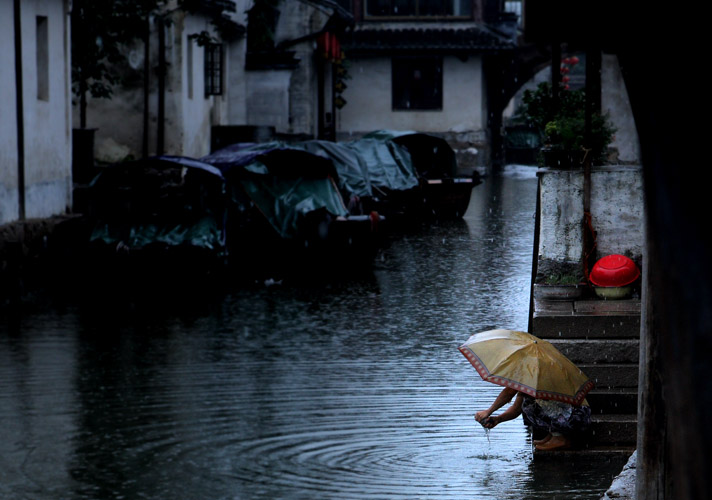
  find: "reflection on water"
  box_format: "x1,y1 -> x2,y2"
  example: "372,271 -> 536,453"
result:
0,167 -> 626,499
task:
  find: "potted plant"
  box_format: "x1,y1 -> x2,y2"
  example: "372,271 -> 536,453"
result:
514,81 -> 616,169
541,110 -> 616,168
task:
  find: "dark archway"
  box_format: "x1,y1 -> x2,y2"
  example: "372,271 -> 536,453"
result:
523,2 -> 711,499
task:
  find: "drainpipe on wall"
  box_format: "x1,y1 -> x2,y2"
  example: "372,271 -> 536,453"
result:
551,40 -> 561,111
13,0 -> 25,220
157,16 -> 165,155
142,16 -> 151,159
582,45 -> 602,280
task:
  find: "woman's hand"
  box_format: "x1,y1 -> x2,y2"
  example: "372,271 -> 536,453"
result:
474,410 -> 491,423
475,411 -> 500,428
482,416 -> 499,428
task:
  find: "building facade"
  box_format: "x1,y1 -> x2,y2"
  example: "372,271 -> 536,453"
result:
336,0 -> 516,173
1,0 -> 73,225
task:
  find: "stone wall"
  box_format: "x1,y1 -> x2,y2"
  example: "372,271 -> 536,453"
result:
537,165 -> 644,277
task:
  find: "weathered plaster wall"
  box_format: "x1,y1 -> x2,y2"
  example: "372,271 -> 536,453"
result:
2,0 -> 72,224
78,10 -> 230,161
602,54 -> 640,164
0,1 -> 20,224
337,55 -> 485,135
538,165 -> 644,266
336,54 -> 487,172
179,14 -> 229,158
246,70 -> 292,131
226,0 -> 249,127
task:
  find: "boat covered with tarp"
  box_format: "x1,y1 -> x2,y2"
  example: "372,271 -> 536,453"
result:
201,143 -> 384,276
292,136 -> 421,218
362,130 -> 480,218
293,130 -> 478,220
85,155 -> 229,277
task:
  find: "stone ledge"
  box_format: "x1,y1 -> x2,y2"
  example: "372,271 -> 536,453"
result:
580,364 -> 639,388
534,298 -> 641,316
532,315 -> 641,339
549,339 -> 639,364
601,450 -> 637,500
533,445 -> 635,460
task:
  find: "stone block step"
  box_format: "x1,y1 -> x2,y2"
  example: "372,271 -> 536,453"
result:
580,364 -> 639,388
586,389 -> 638,415
532,314 -> 641,339
533,445 -> 635,460
533,298 -> 641,315
548,338 -> 639,364
588,414 -> 638,445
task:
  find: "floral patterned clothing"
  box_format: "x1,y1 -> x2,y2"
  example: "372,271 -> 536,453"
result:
521,396 -> 591,434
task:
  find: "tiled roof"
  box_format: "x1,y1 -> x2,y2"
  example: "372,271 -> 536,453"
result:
343,25 -> 514,54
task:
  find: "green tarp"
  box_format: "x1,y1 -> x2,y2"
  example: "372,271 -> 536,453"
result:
236,160 -> 348,239
91,216 -> 223,250
294,136 -> 420,197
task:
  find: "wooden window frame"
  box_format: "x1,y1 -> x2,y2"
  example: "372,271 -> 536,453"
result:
204,43 -> 223,97
364,0 -> 473,20
392,56 -> 443,111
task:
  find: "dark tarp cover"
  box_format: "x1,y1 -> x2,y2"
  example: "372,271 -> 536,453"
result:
362,130 -> 458,179
293,136 -> 419,197
89,156 -> 226,252
201,144 -> 349,239
238,160 -> 348,239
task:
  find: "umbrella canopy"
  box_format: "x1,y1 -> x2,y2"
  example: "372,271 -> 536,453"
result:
459,329 -> 594,405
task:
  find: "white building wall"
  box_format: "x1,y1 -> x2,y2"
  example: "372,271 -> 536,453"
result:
226,0 -> 250,126
0,0 -> 20,224
179,14 -> 229,158
246,70 -> 292,130
1,0 -> 72,224
23,0 -> 73,219
337,55 -> 485,137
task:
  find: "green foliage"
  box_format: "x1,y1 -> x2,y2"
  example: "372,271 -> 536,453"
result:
180,0 -> 244,44
247,0 -> 282,51
71,0 -> 241,126
71,0 -> 161,101
515,81 -> 584,132
514,81 -> 616,165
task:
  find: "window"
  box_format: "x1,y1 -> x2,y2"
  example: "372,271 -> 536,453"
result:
392,57 -> 442,110
36,16 -> 49,101
187,37 -> 194,99
366,0 -> 472,18
204,43 -> 223,97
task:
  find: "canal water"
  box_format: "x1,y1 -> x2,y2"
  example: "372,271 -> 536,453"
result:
0,166 -> 626,499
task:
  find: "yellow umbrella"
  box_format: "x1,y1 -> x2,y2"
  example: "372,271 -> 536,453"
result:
459,329 -> 594,405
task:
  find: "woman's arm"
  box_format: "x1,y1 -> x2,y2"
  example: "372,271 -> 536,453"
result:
475,387 -> 517,423
476,390 -> 524,429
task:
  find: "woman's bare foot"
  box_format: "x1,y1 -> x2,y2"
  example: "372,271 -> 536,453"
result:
532,433 -> 552,445
535,434 -> 570,451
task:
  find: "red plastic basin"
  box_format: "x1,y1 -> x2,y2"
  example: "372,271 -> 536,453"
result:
589,254 -> 640,287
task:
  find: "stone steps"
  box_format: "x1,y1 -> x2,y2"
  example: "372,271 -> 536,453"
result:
531,298 -> 641,448
548,338 -> 639,364
579,364 -> 639,388
589,414 -> 638,445
532,298 -> 641,339
586,389 -> 638,414
533,444 -> 636,460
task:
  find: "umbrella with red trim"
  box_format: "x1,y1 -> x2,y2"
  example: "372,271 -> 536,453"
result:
459,329 -> 594,405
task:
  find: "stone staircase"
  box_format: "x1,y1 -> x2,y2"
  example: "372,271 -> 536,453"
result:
531,295 -> 640,456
